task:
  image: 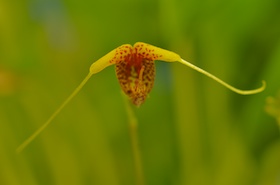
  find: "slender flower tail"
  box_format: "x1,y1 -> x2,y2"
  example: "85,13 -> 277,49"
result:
16,73 -> 93,153
179,59 -> 266,95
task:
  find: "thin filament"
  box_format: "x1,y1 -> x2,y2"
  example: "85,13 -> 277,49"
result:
179,59 -> 266,95
16,72 -> 93,153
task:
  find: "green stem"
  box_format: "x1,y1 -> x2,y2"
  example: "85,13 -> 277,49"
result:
123,93 -> 145,185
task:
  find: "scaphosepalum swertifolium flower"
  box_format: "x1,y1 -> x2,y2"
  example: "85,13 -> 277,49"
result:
16,42 -> 266,153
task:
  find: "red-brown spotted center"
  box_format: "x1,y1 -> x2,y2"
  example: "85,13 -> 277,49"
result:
115,45 -> 155,107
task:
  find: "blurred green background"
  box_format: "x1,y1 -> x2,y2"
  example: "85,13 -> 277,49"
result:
1,0 -> 280,185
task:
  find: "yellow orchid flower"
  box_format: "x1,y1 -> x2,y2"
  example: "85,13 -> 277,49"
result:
16,42 -> 266,153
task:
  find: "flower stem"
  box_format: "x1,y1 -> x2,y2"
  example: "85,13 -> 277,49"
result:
122,93 -> 145,185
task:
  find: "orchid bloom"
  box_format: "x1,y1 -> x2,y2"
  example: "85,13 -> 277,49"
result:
16,42 -> 266,153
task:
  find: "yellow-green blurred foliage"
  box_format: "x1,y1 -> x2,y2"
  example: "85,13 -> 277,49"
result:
1,0 -> 280,185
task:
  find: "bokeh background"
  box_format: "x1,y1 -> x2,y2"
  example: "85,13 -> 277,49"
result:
1,0 -> 280,185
